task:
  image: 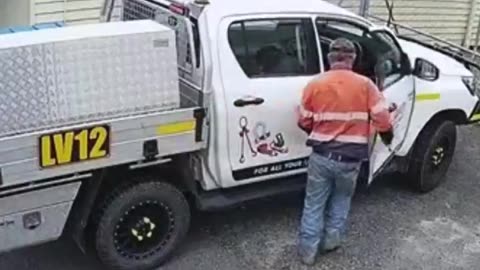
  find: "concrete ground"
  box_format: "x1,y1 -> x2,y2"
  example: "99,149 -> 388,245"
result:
1,125 -> 480,270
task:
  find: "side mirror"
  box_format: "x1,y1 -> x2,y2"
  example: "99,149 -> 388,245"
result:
413,58 -> 439,81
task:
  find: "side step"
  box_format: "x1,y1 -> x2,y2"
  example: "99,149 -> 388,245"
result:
195,174 -> 307,211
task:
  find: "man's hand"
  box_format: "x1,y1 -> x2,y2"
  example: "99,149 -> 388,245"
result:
296,105 -> 313,134
379,130 -> 394,146
380,103 -> 397,146
388,103 -> 397,113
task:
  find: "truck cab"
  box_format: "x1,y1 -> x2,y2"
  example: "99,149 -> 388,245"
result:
117,0 -> 479,190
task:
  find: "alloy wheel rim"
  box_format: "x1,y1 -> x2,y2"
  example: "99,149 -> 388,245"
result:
113,200 -> 175,260
430,136 -> 450,169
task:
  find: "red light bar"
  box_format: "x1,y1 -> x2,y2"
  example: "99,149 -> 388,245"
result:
169,3 -> 189,16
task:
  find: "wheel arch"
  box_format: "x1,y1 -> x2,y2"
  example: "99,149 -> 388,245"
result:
397,108 -> 467,157
413,109 -> 467,145
394,109 -> 463,176
428,109 -> 469,126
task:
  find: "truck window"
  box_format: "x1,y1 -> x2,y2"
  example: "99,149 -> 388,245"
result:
228,18 -> 319,78
371,32 -> 403,88
316,19 -> 403,88
316,20 -> 371,75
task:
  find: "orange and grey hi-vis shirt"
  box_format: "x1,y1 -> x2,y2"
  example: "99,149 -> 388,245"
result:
298,68 -> 393,160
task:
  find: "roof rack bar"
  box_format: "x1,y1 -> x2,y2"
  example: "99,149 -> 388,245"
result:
368,15 -> 480,59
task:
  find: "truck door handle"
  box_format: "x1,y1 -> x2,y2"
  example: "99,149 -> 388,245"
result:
234,97 -> 264,107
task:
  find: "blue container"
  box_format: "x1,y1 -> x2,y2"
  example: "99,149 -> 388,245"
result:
0,22 -> 64,35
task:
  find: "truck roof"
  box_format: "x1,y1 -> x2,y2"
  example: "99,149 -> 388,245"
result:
161,0 -> 369,23
203,0 -> 359,18
182,0 -> 373,32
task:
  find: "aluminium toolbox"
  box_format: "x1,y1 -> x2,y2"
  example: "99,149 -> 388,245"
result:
0,20 -> 179,138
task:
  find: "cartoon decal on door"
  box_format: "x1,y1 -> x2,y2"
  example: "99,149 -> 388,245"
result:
238,116 -> 289,164
239,116 -> 257,163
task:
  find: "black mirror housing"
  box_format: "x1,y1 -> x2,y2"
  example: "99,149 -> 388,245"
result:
401,53 -> 412,74
413,58 -> 439,81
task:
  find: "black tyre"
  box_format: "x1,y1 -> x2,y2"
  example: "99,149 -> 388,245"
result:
94,181 -> 190,270
408,120 -> 457,193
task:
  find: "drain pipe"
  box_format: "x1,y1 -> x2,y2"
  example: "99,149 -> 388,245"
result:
474,3 -> 480,51
464,0 -> 477,48
359,0 -> 370,17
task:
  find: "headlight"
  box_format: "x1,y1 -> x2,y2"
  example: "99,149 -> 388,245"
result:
462,76 -> 476,96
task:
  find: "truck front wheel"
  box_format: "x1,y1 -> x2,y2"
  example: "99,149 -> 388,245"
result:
408,120 -> 457,193
94,181 -> 190,270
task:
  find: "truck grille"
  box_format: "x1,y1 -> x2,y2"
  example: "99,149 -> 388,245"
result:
123,0 -> 156,21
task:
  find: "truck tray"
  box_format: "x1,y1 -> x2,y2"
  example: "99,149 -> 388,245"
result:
0,107 -> 206,190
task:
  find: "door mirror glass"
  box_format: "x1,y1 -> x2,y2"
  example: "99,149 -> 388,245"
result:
413,58 -> 439,81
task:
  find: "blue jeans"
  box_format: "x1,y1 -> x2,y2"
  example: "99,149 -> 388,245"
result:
298,152 -> 361,257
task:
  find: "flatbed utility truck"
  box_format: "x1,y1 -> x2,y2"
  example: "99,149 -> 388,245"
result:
1,0 -> 480,269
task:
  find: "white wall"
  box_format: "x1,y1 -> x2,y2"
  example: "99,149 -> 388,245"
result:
369,0 -> 473,45
0,0 -> 30,27
33,0 -> 104,25
0,0 -> 105,28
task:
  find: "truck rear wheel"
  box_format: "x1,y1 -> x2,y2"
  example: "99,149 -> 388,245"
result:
94,181 -> 190,270
408,120 -> 457,193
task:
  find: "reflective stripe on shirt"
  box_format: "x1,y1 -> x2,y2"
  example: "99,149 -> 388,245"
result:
299,105 -> 314,118
301,107 -> 370,122
309,132 -> 369,144
313,111 -> 369,122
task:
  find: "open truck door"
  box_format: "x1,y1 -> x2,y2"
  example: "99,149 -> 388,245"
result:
367,27 -> 415,183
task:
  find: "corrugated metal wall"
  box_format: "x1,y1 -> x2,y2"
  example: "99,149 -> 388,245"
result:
33,0 -> 103,25
466,0 -> 480,47
369,0 -> 474,45
2,0 -> 480,47
327,0 -> 361,13
328,0 -> 480,47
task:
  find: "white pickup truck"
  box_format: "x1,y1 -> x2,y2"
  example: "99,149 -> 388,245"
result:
1,0 -> 480,269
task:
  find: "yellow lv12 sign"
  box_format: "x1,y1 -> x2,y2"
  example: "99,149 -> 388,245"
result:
39,125 -> 111,168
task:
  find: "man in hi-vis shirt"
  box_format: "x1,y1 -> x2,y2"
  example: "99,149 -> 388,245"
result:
296,38 -> 394,265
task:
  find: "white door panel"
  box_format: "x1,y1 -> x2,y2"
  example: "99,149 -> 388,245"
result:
367,30 -> 416,182
228,77 -> 312,177
369,75 -> 415,182
218,16 -> 320,184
